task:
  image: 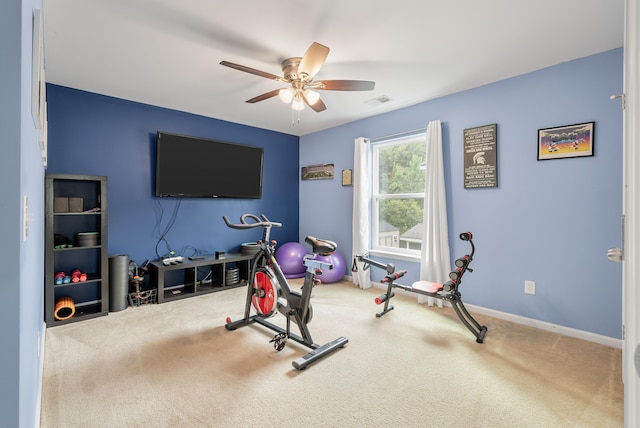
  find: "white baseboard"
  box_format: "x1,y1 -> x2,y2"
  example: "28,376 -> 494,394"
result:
360,277 -> 622,349
463,303 -> 622,349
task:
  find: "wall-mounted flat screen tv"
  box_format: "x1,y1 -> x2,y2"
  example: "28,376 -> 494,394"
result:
155,131 -> 264,199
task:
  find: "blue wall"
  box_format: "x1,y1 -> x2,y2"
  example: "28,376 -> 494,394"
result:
46,85 -> 300,264
0,4 -> 22,426
1,0 -> 47,427
300,48 -> 624,339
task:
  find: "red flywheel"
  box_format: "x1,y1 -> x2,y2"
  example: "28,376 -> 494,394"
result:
252,268 -> 279,316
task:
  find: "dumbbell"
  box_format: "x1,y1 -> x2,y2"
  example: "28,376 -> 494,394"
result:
55,271 -> 71,285
71,269 -> 87,283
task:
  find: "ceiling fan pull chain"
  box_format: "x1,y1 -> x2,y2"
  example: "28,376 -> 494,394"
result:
291,109 -> 301,126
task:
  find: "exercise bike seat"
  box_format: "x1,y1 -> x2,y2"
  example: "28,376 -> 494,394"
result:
412,280 -> 443,297
305,236 -> 337,256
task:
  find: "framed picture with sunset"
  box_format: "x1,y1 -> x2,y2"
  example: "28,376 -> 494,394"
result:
537,122 -> 595,160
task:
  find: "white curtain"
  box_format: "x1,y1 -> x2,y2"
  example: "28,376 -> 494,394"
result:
418,120 -> 451,306
352,137 -> 372,289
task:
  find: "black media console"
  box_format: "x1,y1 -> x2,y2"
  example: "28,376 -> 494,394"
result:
148,253 -> 252,303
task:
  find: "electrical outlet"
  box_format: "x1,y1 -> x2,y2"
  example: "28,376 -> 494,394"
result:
524,280 -> 536,295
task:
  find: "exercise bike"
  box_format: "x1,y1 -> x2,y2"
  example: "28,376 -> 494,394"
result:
223,214 -> 348,370
354,232 -> 488,343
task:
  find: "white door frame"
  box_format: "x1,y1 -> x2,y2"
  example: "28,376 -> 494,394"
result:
623,1 -> 640,426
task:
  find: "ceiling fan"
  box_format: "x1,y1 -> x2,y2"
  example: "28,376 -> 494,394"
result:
220,42 -> 375,112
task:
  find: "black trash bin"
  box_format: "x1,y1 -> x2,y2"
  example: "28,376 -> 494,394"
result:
109,254 -> 130,312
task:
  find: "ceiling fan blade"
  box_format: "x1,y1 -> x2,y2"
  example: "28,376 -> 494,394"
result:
298,42 -> 330,81
246,89 -> 281,103
220,61 -> 282,81
303,94 -> 327,112
316,80 -> 376,91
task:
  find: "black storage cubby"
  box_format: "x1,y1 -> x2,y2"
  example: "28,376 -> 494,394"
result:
149,254 -> 252,303
45,174 -> 109,326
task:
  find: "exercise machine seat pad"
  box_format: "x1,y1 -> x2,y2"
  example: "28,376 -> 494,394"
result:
412,280 -> 443,295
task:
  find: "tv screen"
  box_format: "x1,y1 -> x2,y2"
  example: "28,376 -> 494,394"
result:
155,132 -> 264,198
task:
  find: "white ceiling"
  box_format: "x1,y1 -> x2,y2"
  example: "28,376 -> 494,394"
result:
43,0 -> 624,137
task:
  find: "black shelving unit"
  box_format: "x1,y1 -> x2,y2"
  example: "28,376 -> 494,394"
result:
148,254 -> 252,303
44,174 -> 109,326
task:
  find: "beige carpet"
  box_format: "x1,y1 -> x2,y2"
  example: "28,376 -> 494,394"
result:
40,280 -> 623,427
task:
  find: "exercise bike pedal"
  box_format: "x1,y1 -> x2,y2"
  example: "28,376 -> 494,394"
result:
270,332 -> 288,351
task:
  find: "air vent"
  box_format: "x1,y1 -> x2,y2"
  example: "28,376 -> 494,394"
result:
365,95 -> 392,106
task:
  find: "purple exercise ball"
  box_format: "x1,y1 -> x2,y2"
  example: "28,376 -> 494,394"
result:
312,250 -> 346,284
274,242 -> 308,276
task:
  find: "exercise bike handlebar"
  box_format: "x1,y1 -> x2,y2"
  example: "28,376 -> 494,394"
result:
223,214 -> 283,230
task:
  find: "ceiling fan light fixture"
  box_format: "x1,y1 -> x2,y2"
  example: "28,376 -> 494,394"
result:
279,88 -> 294,104
291,94 -> 305,111
303,89 -> 320,105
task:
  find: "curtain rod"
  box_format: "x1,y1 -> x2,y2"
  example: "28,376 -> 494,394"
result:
370,127 -> 427,143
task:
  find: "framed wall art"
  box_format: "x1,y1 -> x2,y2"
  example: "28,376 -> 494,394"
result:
537,122 -> 595,160
463,124 -> 498,189
31,8 -> 43,129
341,169 -> 353,186
301,163 -> 334,180
32,8 -> 47,167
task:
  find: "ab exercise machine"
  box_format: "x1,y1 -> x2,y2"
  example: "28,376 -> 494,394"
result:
223,214 -> 348,370
354,232 -> 488,343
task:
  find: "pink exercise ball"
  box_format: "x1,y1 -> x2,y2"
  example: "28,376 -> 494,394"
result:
275,242 -> 308,278
312,250 -> 346,284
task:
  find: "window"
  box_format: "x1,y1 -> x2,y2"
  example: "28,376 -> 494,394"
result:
372,133 -> 426,257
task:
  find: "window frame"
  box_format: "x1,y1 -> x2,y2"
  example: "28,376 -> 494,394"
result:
370,133 -> 426,261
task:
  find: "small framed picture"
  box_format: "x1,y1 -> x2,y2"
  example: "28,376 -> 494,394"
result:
342,169 -> 353,186
537,122 -> 595,160
301,163 -> 334,180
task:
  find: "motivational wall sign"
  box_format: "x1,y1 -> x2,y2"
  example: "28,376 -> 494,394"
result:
464,124 -> 497,189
